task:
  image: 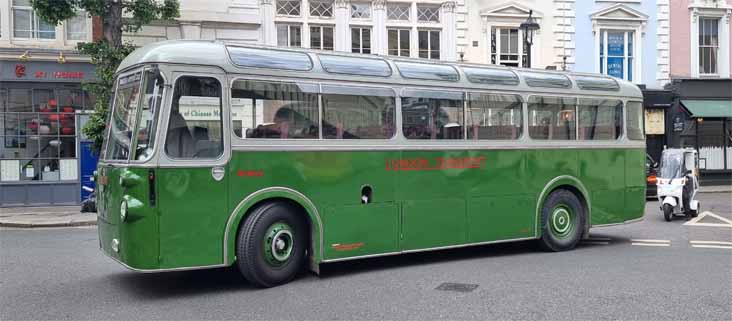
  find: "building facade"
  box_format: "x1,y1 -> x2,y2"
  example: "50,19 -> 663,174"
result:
0,0 -> 97,206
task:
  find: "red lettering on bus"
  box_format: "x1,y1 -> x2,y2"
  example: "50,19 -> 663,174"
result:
385,156 -> 486,171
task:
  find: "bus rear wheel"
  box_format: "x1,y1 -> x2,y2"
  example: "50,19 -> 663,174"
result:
538,189 -> 585,252
236,201 -> 307,288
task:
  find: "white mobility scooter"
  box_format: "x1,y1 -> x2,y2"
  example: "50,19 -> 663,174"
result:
656,148 -> 700,221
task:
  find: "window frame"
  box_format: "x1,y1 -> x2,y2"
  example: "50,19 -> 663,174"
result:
418,29 -> 440,60
466,92 -> 524,141
11,0 -> 56,41
321,86 -> 398,140
65,10 -> 88,42
698,17 -> 720,76
526,94 -> 579,141
388,28 -> 411,57
351,26 -> 372,54
310,25 -> 334,51
400,88 -> 465,141
276,23 -> 302,48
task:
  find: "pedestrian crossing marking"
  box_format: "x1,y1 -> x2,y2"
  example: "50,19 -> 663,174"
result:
630,239 -> 670,243
683,211 -> 732,228
632,242 -> 670,247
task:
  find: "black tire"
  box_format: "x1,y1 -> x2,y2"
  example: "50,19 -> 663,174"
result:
538,189 -> 585,252
663,203 -> 673,222
236,202 -> 307,288
690,203 -> 699,218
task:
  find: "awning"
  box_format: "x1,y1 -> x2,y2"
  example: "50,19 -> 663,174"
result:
681,100 -> 732,118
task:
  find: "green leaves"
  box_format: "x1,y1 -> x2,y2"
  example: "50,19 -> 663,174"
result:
125,0 -> 181,32
30,0 -> 79,25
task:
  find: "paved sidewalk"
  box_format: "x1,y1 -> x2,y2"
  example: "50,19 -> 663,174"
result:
0,206 -> 96,228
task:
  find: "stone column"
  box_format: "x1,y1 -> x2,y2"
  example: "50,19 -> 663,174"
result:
260,0 -> 277,45
335,0 -> 351,52
441,1 -> 457,61
372,0 -> 387,55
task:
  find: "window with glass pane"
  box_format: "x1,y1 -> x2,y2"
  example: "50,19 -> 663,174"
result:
12,0 -> 55,40
310,0 -> 333,17
528,96 -> 577,140
106,72 -> 142,160
626,101 -> 644,141
166,77 -> 223,159
467,93 -> 522,140
322,93 -> 395,139
600,30 -> 634,81
418,30 -> 440,59
277,24 -> 302,47
66,11 -> 87,41
699,18 -> 719,75
133,70 -> 164,161
388,29 -> 410,57
311,26 -> 334,50
387,3 -> 410,21
417,5 -> 440,22
351,3 -> 371,19
490,27 -> 525,67
402,96 -> 463,140
277,0 -> 301,16
578,99 -> 622,140
231,80 -> 319,139
352,27 -> 371,54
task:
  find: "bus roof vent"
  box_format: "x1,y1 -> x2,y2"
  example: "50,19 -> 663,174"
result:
227,46 -> 313,71
395,61 -> 459,82
462,67 -> 519,86
520,71 -> 572,89
319,55 -> 392,77
574,75 -> 620,91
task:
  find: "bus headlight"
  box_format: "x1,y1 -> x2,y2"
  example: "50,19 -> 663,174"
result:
120,200 -> 128,222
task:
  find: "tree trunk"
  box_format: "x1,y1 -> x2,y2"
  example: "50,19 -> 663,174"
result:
103,0 -> 124,47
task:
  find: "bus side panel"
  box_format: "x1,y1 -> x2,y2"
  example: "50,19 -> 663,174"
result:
398,150 -> 469,250
579,149 -> 627,225
526,149 -> 579,222
624,149 -> 646,221
157,167 -> 227,268
228,151 -> 400,261
466,150 -> 534,242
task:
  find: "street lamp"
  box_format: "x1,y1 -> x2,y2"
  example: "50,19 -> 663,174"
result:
520,10 -> 540,68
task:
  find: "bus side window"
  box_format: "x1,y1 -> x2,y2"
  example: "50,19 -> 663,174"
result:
577,99 -> 622,140
321,93 -> 396,139
230,80 -> 319,139
466,93 -> 522,140
165,76 -> 223,159
401,91 -> 464,140
528,96 -> 577,140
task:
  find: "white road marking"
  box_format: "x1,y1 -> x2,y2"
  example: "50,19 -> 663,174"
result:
632,243 -> 671,247
691,245 -> 732,250
630,239 -> 671,243
581,241 -> 610,245
683,211 -> 732,228
690,240 -> 732,245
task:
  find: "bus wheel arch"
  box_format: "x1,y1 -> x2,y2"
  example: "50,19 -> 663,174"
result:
536,176 -> 591,242
225,188 -> 322,274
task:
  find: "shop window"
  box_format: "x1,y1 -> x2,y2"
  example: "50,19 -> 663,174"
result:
418,30 -> 440,60
351,27 -> 371,54
310,0 -> 333,18
578,99 -> 622,140
387,3 -> 410,21
528,96 -> 577,140
322,91 -> 395,139
166,76 -> 223,159
277,0 -> 301,16
230,80 -> 319,139
277,24 -> 302,48
310,25 -> 334,50
467,93 -> 522,140
12,0 -> 55,40
388,29 -> 410,57
402,93 -> 464,140
698,17 -> 719,75
65,11 -> 88,41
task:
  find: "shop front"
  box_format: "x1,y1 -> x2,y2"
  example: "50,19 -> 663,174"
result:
667,79 -> 732,185
0,59 -> 96,206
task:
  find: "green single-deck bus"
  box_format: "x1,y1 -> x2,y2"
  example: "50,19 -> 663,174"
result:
97,40 -> 646,287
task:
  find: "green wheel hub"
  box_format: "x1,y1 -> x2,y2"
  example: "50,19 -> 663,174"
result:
263,222 -> 294,266
550,205 -> 574,238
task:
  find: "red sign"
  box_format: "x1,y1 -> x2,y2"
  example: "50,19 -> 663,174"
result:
15,64 -> 26,78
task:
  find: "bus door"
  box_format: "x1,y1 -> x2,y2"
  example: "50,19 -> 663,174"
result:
156,72 -> 230,268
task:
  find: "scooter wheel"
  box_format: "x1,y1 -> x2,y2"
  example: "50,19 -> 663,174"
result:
663,204 -> 673,222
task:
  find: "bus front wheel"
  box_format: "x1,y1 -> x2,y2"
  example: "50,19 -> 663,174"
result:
538,189 -> 585,252
235,201 -> 307,288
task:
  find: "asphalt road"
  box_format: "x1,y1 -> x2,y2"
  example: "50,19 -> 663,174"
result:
1,193 -> 731,320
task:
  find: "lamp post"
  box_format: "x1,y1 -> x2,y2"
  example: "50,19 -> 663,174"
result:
519,10 -> 540,68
